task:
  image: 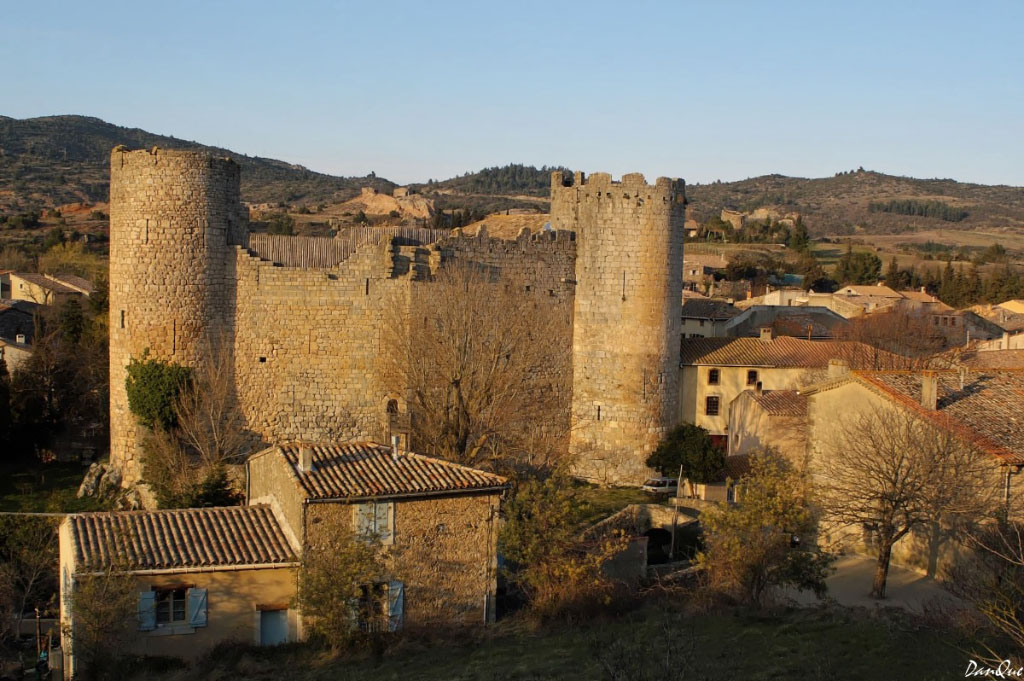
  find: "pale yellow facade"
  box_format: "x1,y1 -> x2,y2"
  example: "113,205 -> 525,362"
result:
58,518 -> 299,679
727,391 -> 806,463
680,364 -> 822,436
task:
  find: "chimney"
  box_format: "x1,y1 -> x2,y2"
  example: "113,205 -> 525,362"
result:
299,446 -> 314,473
391,434 -> 401,462
921,371 -> 938,410
759,326 -> 775,343
15,334 -> 25,344
828,359 -> 849,378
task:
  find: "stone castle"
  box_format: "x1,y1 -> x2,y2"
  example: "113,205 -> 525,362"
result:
108,149 -> 685,486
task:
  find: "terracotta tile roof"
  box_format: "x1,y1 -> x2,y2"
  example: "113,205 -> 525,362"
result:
748,389 -> 808,416
725,306 -> 846,339
12,272 -> 80,294
723,454 -> 754,480
680,336 -> 902,369
269,442 -> 510,500
49,273 -> 95,294
959,350 -> 1024,370
681,298 -> 740,321
853,370 -> 1024,465
68,505 -> 296,572
836,285 -> 902,298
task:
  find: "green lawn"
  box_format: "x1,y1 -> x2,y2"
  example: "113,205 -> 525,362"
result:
145,604 -> 980,681
575,483 -> 660,526
0,460 -> 106,513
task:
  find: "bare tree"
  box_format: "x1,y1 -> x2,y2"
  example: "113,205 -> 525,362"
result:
173,334 -> 250,468
0,517 -> 58,644
381,263 -> 570,470
63,562 -> 137,680
833,308 -> 945,369
817,404 -> 997,598
948,521 -> 1024,658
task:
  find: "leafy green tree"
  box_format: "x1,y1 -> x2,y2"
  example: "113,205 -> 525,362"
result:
834,244 -> 881,285
646,423 -> 725,488
786,217 -> 810,252
124,351 -> 191,430
295,521 -> 383,648
265,212 -> 294,235
58,297 -> 85,344
698,451 -> 833,605
500,469 -> 628,618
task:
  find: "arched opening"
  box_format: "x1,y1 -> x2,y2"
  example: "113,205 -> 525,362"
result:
644,528 -> 673,565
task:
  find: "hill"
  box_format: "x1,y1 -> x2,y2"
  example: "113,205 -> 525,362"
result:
685,169 -> 1024,236
0,115 -> 394,210
3,116 -> 1023,240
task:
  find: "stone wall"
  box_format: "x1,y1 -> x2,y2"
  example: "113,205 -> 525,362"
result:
109,148 -> 247,484
552,171 -> 686,484
109,150 -> 686,491
304,493 -> 501,626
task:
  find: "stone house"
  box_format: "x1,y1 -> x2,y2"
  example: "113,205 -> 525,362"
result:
727,387 -> 807,464
802,368 -> 1024,575
7,272 -> 92,306
679,330 -> 899,447
59,505 -> 299,678
680,298 -> 738,338
0,299 -> 36,371
59,441 -> 507,677
722,305 -> 846,340
246,441 -> 509,627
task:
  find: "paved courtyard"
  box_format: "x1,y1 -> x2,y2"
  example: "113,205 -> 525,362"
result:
788,554 -> 966,611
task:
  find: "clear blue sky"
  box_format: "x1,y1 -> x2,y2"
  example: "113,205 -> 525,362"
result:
3,0 -> 1022,186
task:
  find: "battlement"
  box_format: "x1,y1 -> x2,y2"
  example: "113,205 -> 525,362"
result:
550,170 -> 685,198
111,146 -> 240,176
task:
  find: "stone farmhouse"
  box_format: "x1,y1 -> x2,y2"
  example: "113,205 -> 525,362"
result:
679,331 -> 901,448
59,440 -> 507,677
798,368 -> 1024,574
3,272 -> 93,305
107,149 -> 686,487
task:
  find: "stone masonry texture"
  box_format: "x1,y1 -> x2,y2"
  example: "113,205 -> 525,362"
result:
552,171 -> 686,484
108,149 -> 684,487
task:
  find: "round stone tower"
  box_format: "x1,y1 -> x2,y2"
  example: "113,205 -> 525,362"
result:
552,170 -> 686,484
108,148 -> 247,484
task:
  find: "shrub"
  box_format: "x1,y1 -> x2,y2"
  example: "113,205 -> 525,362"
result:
646,423 -> 724,489
698,451 -> 833,606
125,351 -> 191,430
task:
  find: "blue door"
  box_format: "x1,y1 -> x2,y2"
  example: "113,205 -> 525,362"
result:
259,609 -> 288,646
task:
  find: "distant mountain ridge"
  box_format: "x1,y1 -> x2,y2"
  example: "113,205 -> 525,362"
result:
2,115 -> 1023,236
0,115 -> 394,208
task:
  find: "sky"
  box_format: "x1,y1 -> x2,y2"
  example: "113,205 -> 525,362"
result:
2,0 -> 1022,186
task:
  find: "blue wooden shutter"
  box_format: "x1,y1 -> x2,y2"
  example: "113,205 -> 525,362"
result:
374,502 -> 391,542
138,591 -> 156,631
387,581 -> 404,632
186,588 -> 208,628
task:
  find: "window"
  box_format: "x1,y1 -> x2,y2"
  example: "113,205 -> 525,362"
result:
138,586 -> 207,632
357,581 -> 404,633
699,319 -> 705,327
746,370 -> 758,386
354,501 -> 393,544
708,369 -> 720,385
156,587 -> 187,624
705,396 -> 720,416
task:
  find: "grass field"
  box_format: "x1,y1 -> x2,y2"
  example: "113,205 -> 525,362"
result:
141,603 -> 982,681
0,460 -> 104,513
